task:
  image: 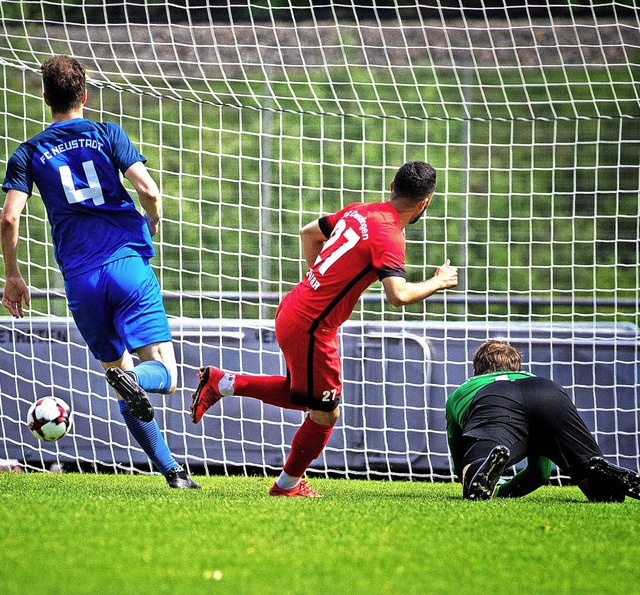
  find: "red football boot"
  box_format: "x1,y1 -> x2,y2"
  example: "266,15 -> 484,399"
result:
190,366 -> 226,424
269,479 -> 323,498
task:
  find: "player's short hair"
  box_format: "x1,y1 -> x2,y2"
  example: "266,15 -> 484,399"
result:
41,55 -> 85,114
473,340 -> 522,376
392,161 -> 436,201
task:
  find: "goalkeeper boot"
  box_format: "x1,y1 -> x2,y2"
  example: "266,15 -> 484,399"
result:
105,367 -> 154,422
269,479 -> 323,498
190,366 -> 229,424
464,445 -> 510,501
165,465 -> 201,489
587,456 -> 640,501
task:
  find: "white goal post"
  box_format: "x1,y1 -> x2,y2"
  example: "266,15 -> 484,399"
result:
0,1 -> 638,480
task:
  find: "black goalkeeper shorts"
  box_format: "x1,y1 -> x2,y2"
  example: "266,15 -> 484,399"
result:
461,376 -> 602,481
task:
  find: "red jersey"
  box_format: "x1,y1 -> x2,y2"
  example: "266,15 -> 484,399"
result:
283,201 -> 406,332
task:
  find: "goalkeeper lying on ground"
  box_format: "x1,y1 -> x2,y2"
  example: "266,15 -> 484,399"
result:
446,340 -> 640,502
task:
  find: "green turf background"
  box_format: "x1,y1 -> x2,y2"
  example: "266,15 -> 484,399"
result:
1,473 -> 639,595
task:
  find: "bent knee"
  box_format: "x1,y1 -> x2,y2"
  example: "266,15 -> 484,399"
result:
163,381 -> 178,395
162,367 -> 178,394
309,407 -> 340,426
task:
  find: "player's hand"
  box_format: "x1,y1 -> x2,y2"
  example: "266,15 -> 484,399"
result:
433,259 -> 458,289
1,275 -> 31,318
144,212 -> 160,237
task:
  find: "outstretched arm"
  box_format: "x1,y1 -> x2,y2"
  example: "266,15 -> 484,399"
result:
0,189 -> 30,317
124,161 -> 161,236
381,260 -> 458,307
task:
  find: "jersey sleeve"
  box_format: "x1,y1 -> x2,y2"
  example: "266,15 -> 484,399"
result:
105,123 -> 146,174
495,456 -> 553,498
2,145 -> 33,196
318,202 -> 361,239
446,416 -> 465,479
369,217 -> 406,281
318,215 -> 335,239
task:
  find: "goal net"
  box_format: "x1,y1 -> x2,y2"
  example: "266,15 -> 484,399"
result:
0,1 -> 638,480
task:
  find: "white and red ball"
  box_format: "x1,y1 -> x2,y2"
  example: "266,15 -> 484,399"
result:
27,397 -> 72,442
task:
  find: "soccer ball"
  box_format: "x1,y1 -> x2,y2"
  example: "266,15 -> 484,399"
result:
26,397 -> 72,442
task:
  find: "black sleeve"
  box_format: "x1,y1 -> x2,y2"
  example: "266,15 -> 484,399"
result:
318,216 -> 334,239
376,266 -> 406,281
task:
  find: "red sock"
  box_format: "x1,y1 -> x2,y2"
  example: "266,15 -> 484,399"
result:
233,374 -> 306,411
283,416 -> 334,478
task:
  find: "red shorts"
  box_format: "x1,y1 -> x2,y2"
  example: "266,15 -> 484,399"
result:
275,304 -> 342,412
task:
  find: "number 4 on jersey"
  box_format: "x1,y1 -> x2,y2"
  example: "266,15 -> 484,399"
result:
59,160 -> 105,205
314,219 -> 361,275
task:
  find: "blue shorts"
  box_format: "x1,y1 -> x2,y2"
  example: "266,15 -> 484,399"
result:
65,256 -> 172,363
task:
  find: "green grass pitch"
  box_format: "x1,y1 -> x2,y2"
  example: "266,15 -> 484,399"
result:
1,473 -> 639,594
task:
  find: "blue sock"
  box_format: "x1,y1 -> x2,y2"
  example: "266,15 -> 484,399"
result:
119,400 -> 177,475
132,360 -> 172,394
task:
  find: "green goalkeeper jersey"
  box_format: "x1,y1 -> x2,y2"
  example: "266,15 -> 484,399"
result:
446,370 -> 553,498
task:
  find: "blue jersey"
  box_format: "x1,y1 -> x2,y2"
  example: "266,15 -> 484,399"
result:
2,118 -> 154,279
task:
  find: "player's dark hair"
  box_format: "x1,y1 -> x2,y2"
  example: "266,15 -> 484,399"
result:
41,55 -> 85,114
392,161 -> 436,201
473,340 -> 522,375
